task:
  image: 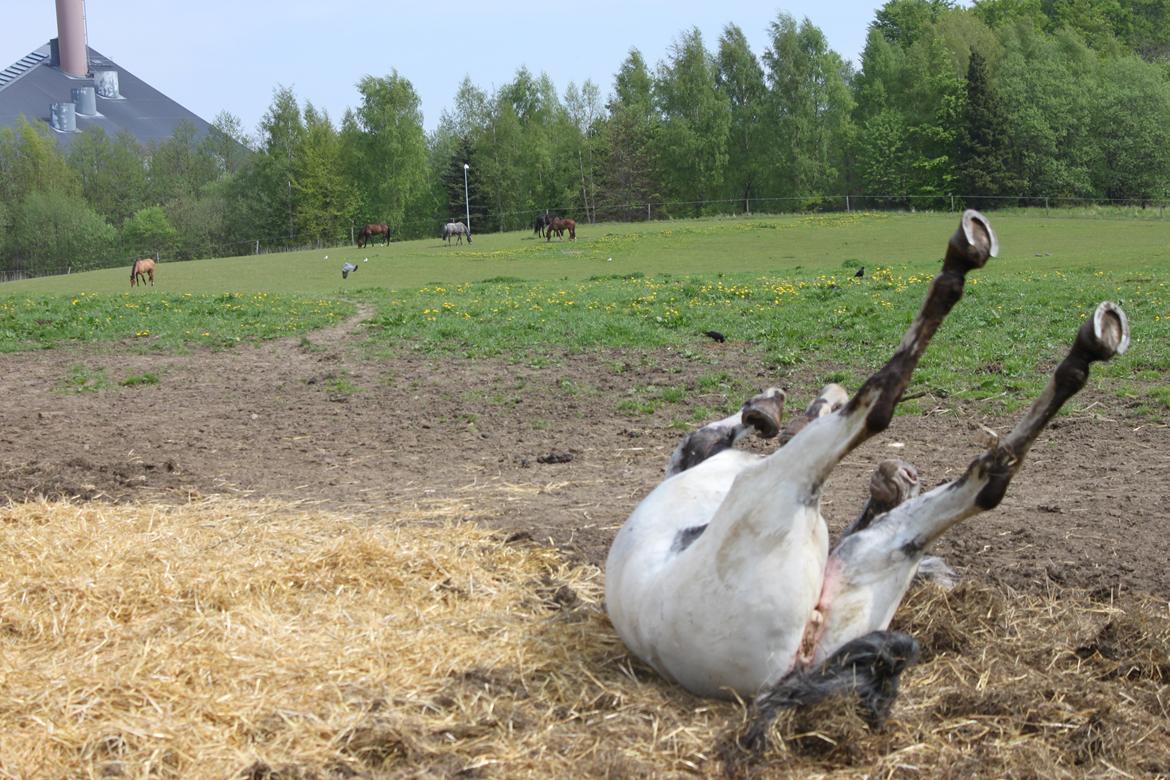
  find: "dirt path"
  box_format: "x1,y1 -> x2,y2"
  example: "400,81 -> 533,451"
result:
2,310 -> 1167,599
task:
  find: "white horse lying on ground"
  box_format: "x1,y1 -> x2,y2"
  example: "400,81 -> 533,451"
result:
605,210 -> 1129,741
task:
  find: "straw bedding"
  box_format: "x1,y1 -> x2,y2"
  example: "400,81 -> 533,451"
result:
1,498 -> 1166,778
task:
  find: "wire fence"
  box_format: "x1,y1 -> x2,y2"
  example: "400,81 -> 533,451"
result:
3,192 -> 1168,282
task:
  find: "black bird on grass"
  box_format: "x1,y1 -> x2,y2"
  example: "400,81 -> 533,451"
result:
854,266 -> 865,278
704,330 -> 726,343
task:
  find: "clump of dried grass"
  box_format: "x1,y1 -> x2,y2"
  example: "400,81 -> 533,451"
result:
1,498 -> 1167,779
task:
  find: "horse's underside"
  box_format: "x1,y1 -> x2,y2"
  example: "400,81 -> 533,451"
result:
605,211 -> 1129,722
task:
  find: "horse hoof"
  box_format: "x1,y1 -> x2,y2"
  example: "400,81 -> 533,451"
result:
742,388 -> 786,439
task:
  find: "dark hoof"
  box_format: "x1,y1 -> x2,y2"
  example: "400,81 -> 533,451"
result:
742,388 -> 786,439
869,459 -> 919,512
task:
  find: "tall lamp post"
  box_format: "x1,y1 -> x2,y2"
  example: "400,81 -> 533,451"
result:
463,163 -> 472,243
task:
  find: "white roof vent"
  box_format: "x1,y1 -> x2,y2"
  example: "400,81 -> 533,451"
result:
72,84 -> 97,115
50,101 -> 77,132
94,69 -> 120,99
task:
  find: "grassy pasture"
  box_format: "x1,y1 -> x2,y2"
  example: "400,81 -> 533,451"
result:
3,211 -> 1168,296
1,211 -> 1166,415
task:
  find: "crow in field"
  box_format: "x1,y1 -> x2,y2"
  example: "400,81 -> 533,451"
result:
341,262 -> 358,279
704,330 -> 726,343
854,266 -> 865,278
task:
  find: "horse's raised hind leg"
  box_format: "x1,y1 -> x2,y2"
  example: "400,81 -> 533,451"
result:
761,210 -> 997,499
811,301 -> 1129,664
665,388 -> 785,477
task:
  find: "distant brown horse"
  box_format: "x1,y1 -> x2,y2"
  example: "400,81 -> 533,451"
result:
546,217 -> 577,241
357,223 -> 390,248
130,258 -> 155,287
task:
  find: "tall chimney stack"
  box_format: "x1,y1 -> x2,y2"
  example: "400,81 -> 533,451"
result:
54,0 -> 88,77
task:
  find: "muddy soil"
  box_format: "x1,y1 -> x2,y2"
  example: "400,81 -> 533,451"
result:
2,309 -> 1167,600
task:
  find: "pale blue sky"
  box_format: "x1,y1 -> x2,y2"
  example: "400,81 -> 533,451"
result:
1,1 -> 896,140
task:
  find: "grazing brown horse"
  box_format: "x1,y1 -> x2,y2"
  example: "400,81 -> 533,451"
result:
357,223 -> 390,248
546,217 -> 577,241
130,258 -> 155,287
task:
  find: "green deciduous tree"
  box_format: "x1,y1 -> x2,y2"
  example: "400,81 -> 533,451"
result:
995,26 -> 1098,198
850,3 -> 964,203
764,14 -> 855,204
598,49 -> 661,220
204,111 -> 252,175
121,205 -> 178,259
654,28 -> 730,214
147,121 -> 220,203
341,73 -> 429,232
10,191 -> 116,275
67,127 -> 148,226
239,86 -> 305,243
1089,54 -> 1170,201
563,80 -> 605,222
294,104 -> 358,242
717,24 -> 768,212
0,117 -> 81,203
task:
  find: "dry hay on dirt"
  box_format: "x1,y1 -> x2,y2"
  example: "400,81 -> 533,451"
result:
0,499 -> 1167,779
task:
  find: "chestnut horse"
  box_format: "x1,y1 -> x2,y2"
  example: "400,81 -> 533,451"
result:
130,258 -> 155,287
357,223 -> 390,248
546,217 -> 577,241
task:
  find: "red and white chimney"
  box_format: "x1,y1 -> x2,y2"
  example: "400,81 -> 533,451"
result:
54,0 -> 88,77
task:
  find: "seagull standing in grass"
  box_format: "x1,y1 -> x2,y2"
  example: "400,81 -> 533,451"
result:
341,262 -> 358,279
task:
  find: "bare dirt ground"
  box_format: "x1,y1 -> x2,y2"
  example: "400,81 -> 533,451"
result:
2,308 -> 1167,601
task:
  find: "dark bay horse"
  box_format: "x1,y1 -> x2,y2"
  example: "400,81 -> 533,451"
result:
357,223 -> 390,248
546,217 -> 577,241
533,214 -> 553,237
130,258 -> 155,287
442,221 -> 471,245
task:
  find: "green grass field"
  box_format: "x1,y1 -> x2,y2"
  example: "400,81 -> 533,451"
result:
5,211 -> 1170,296
2,211 -> 1167,415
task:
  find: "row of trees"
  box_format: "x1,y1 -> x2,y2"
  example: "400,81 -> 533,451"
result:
4,0 -> 1170,278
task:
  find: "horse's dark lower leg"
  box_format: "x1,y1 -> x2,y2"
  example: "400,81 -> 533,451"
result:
812,301 -> 1128,664
770,211 -> 997,499
665,388 -> 785,477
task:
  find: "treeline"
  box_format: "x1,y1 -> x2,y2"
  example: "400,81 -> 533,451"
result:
4,0 -> 1170,278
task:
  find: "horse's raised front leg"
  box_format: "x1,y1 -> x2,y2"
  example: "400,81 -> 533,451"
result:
811,301 -> 1129,664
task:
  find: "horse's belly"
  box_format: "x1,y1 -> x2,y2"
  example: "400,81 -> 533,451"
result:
606,452 -> 828,698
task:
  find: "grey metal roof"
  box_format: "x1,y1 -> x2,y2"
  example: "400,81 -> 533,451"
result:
0,43 -> 214,148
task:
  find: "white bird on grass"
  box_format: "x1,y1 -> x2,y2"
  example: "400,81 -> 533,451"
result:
341,262 -> 358,279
